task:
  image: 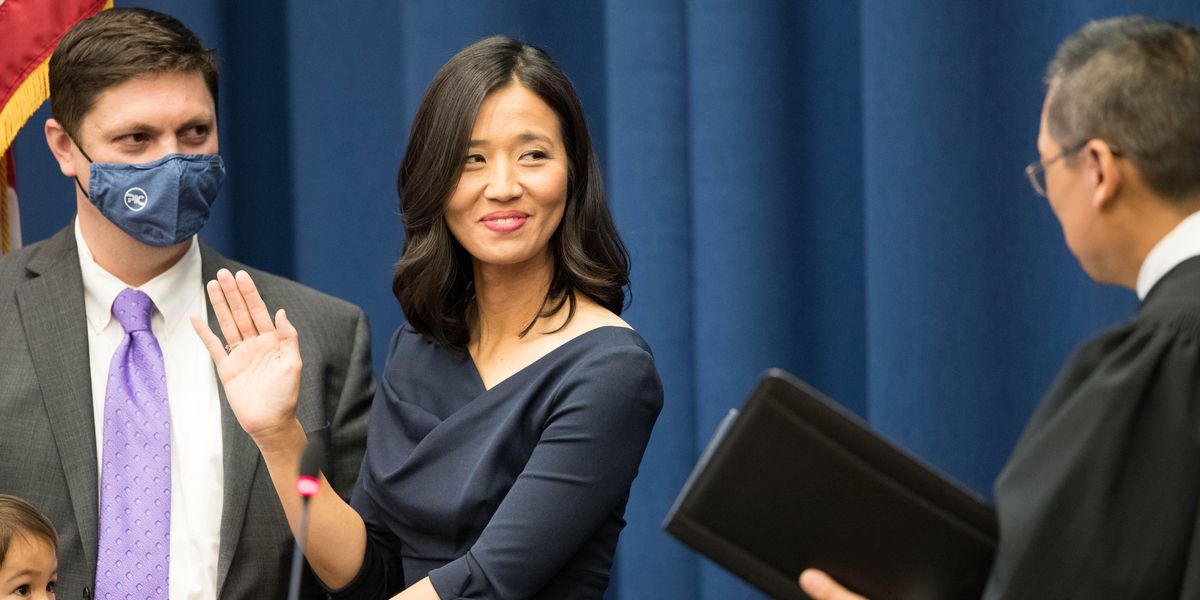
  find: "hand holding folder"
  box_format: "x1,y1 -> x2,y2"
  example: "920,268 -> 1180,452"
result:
799,568 -> 869,600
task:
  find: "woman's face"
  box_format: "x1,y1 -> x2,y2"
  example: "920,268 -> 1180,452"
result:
445,82 -> 569,272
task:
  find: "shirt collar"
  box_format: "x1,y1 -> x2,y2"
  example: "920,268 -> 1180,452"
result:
75,220 -> 202,334
1136,210 -> 1200,300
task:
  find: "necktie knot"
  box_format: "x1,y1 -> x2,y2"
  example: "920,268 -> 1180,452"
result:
112,288 -> 155,333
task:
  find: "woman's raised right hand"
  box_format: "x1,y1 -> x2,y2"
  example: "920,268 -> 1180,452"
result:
190,268 -> 303,443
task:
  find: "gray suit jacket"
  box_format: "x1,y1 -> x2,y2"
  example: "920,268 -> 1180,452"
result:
0,225 -> 374,599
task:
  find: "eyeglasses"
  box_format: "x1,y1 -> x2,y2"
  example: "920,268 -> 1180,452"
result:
1024,141 -> 1123,197
1024,141 -> 1086,197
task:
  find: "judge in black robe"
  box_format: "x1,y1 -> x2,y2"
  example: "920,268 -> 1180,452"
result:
799,16 -> 1200,600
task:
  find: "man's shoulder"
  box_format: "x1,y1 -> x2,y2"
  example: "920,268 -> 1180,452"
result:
0,240 -> 40,277
200,248 -> 363,321
1140,255 -> 1200,325
0,228 -> 74,290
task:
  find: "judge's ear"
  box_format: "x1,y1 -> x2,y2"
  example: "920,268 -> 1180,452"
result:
44,118 -> 83,178
1081,138 -> 1124,210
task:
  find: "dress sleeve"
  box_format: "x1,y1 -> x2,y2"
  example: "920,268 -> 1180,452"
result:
427,342 -> 663,599
327,328 -> 410,599
323,472 -> 409,599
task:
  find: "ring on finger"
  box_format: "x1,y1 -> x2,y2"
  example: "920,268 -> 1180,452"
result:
224,342 -> 242,353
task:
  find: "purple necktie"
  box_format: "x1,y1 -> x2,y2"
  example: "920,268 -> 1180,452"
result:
96,288 -> 170,599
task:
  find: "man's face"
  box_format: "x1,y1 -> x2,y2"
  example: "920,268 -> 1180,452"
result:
63,70 -> 218,193
1037,93 -> 1103,280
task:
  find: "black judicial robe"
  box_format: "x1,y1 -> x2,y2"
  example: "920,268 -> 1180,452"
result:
985,256 -> 1200,599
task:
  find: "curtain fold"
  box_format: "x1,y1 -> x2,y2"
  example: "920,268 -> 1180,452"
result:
603,1 -> 697,598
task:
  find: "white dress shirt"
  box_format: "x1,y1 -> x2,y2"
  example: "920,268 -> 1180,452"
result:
76,221 -> 222,600
1136,210 -> 1200,301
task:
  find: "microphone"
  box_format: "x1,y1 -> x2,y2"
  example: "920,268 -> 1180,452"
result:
287,434 -> 327,600
298,435 -> 325,497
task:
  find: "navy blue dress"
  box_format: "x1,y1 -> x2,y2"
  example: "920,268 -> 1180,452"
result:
330,324 -> 663,599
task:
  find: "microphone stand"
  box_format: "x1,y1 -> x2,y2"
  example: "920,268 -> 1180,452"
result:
287,437 -> 326,600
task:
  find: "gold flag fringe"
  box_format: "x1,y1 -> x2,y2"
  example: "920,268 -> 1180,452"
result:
0,57 -> 51,158
0,0 -> 113,156
0,0 -> 113,252
1,153 -> 9,254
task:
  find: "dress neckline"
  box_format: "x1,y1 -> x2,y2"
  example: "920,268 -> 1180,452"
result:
466,325 -> 635,393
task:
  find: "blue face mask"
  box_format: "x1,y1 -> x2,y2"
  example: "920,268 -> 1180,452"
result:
74,146 -> 226,247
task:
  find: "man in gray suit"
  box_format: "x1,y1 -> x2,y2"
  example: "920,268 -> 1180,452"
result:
0,8 -> 373,599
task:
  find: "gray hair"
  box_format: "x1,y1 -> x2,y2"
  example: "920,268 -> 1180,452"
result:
1046,16 -> 1200,202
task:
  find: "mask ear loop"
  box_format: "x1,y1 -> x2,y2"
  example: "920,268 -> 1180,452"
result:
69,136 -> 95,200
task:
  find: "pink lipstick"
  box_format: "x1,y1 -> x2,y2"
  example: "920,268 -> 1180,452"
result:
481,211 -> 529,233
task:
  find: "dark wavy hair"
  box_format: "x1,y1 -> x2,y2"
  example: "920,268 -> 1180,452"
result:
392,36 -> 630,353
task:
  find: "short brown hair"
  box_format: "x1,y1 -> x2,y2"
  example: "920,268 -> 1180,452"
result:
0,494 -> 57,567
1046,16 -> 1200,202
49,7 -> 218,141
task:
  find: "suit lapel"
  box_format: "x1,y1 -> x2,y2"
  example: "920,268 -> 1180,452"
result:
200,243 -> 262,597
17,227 -> 100,574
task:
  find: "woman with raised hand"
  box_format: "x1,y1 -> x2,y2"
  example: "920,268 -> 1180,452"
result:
191,36 -> 662,600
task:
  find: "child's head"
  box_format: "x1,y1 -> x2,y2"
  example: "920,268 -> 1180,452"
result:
0,495 -> 57,599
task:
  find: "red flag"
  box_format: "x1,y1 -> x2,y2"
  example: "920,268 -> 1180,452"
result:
0,0 -> 110,252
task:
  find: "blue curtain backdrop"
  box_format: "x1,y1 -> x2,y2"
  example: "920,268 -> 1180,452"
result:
11,1 -> 1200,597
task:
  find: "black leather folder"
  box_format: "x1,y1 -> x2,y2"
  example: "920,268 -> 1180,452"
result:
664,369 -> 997,600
